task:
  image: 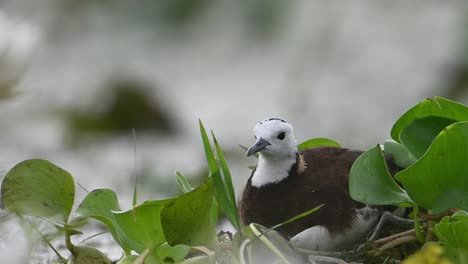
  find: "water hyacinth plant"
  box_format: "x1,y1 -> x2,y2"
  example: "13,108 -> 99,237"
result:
0,96 -> 467,263
349,96 -> 468,263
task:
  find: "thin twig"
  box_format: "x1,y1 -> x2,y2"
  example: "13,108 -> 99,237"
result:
418,209 -> 457,221
375,235 -> 417,252
374,229 -> 415,245
382,256 -> 390,264
78,231 -> 109,245
77,182 -> 90,193
27,219 -> 67,261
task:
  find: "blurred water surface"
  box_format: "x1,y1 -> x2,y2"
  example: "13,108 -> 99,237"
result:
1,1 -> 468,263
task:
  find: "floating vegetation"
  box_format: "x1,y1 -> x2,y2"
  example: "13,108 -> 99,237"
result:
1,96 -> 467,263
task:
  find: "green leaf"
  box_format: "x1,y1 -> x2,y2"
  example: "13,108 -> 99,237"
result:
113,199 -> 173,252
1,159 -> 75,223
199,121 -> 236,234
269,204 -> 323,231
161,178 -> 217,248
297,138 -> 341,150
433,190 -> 468,214
75,189 -> 131,253
199,120 -> 217,174
433,211 -> 468,264
209,168 -> 231,231
349,145 -> 413,206
76,189 -> 173,254
400,116 -> 457,159
395,122 -> 468,211
383,140 -> 417,168
211,198 -> 219,230
175,171 -> 193,193
391,96 -> 468,142
153,243 -> 191,263
212,132 -> 241,231
350,147 -> 425,242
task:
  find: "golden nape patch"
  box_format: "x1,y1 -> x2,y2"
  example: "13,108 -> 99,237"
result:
298,154 -> 307,173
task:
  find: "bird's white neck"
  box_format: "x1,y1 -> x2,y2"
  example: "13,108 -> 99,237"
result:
251,153 -> 297,188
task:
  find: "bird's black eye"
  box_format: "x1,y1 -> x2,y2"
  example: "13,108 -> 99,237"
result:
254,135 -> 257,139
277,132 -> 286,140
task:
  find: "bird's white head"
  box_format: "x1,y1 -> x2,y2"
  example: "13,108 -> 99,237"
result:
247,118 -> 298,160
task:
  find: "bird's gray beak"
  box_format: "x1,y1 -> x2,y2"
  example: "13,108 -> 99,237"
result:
247,138 -> 271,157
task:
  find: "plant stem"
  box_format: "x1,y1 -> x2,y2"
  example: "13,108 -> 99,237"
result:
65,229 -> 76,255
426,220 -> 433,242
412,205 -> 425,243
78,231 -> 108,245
374,229 -> 416,245
375,236 -> 417,252
23,217 -> 67,262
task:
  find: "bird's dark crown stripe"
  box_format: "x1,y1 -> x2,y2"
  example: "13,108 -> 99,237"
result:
268,118 -> 286,122
259,118 -> 286,124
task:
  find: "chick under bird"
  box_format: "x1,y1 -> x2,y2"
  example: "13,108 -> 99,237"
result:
239,118 -> 400,251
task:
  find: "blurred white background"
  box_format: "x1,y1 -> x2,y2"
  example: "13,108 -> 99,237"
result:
1,1 -> 468,263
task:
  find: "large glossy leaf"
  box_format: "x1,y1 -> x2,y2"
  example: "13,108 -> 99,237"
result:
297,138 -> 341,150
76,189 -> 173,254
161,178 -> 217,248
349,145 -> 413,206
391,96 -> 468,142
75,189 -> 121,226
433,211 -> 468,264
1,159 -> 75,223
395,122 -> 468,211
400,116 -> 457,159
113,199 -> 173,252
75,189 -> 131,253
383,140 -> 417,168
432,190 -> 468,215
